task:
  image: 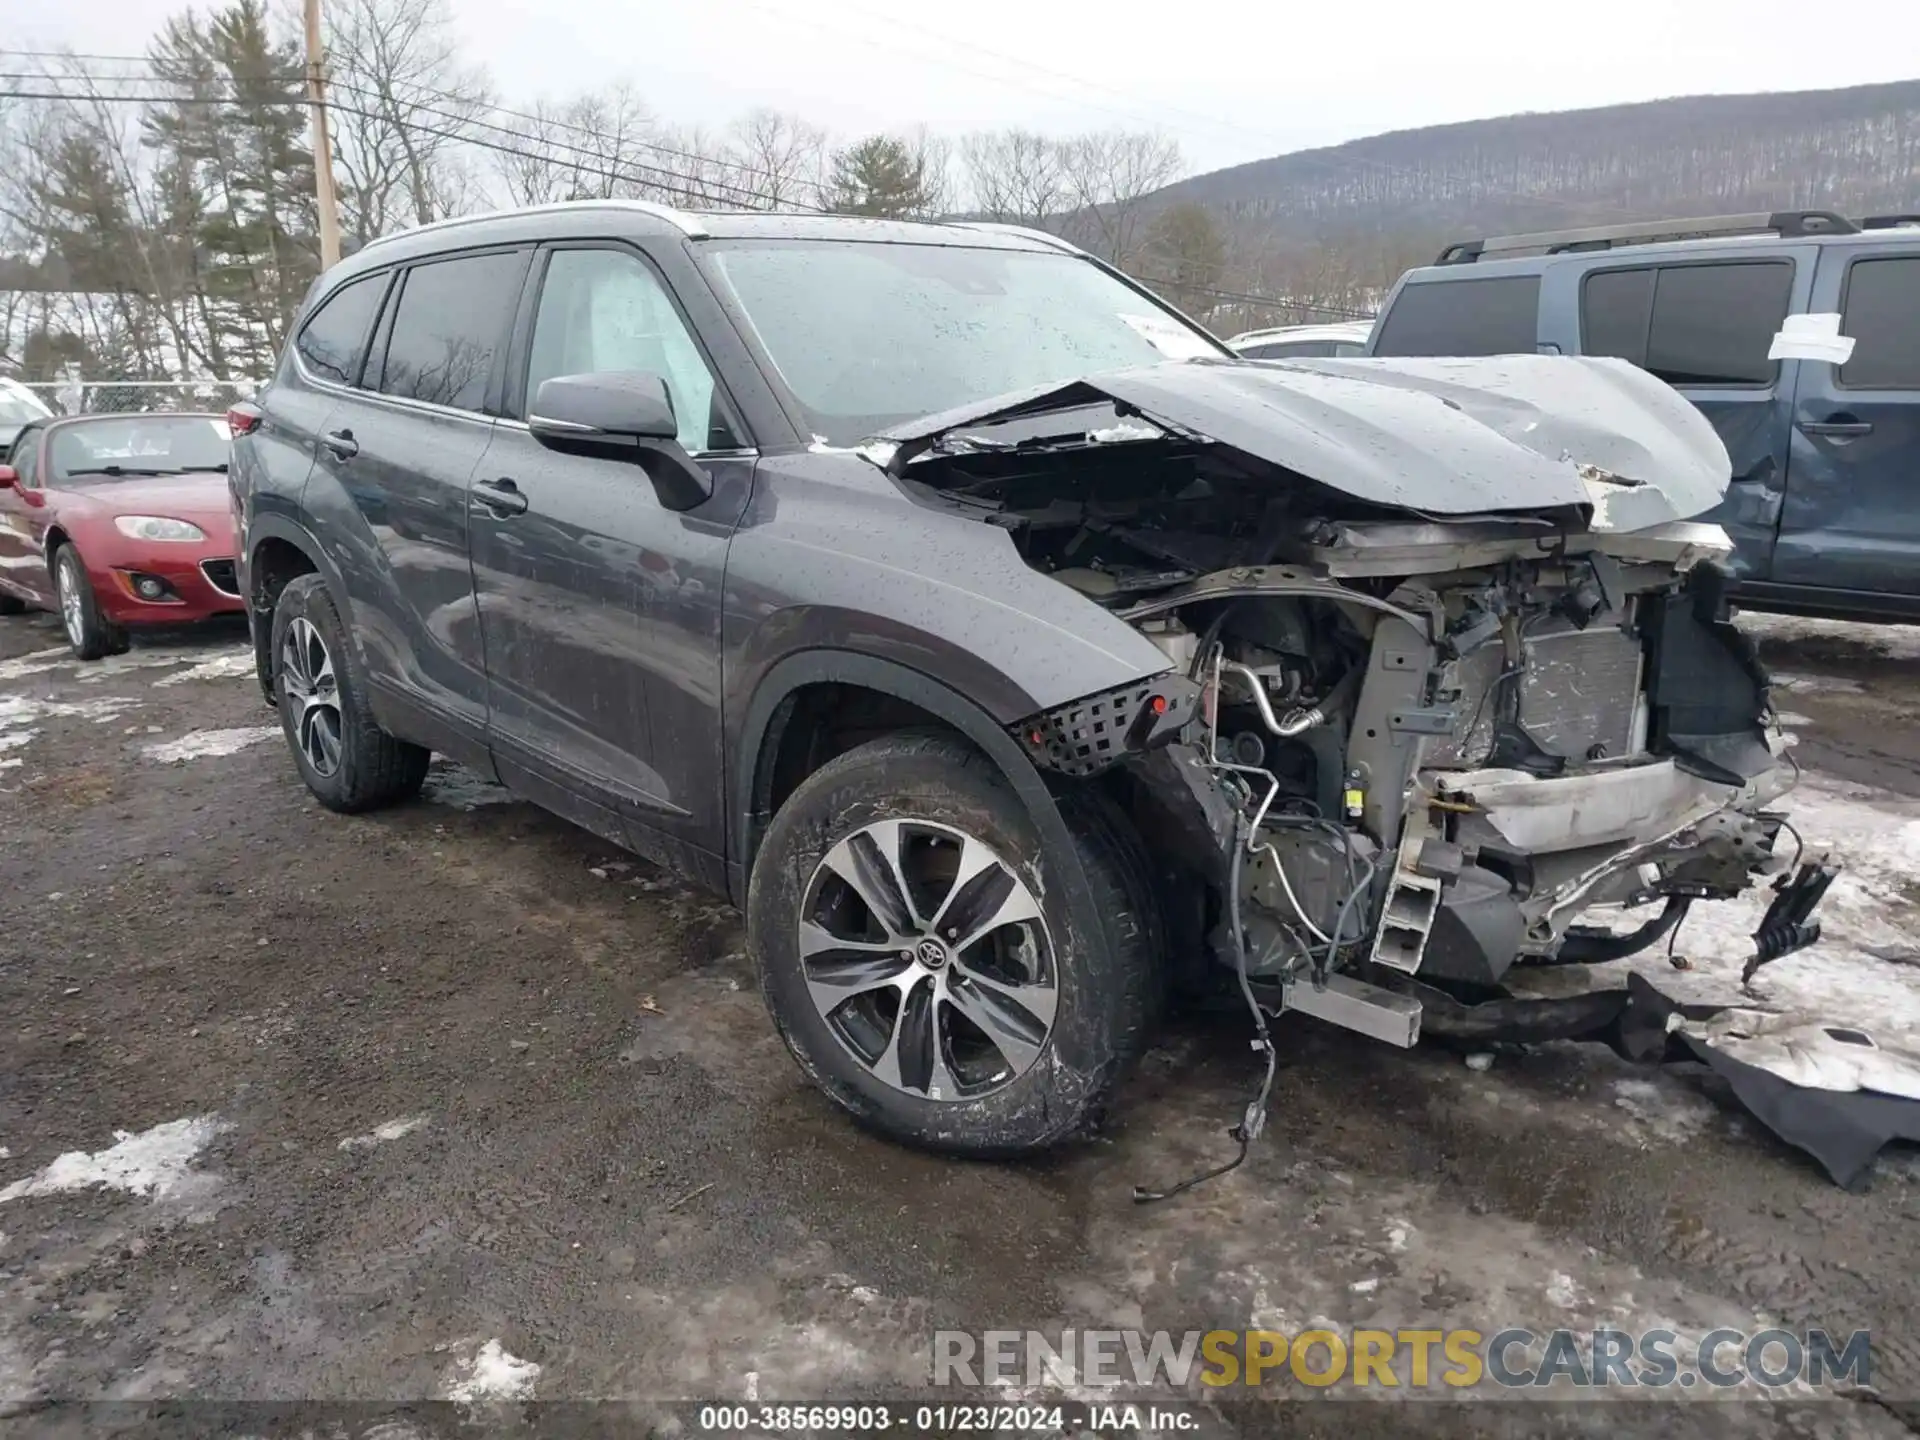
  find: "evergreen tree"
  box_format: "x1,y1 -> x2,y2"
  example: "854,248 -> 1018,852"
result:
828,135 -> 930,217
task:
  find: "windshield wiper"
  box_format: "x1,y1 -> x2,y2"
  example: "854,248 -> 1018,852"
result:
63,464 -> 217,478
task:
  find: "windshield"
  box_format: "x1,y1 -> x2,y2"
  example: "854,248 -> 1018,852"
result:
0,388 -> 49,424
703,240 -> 1228,445
48,416 -> 229,484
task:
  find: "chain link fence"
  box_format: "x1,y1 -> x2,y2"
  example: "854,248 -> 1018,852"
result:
18,377 -> 265,417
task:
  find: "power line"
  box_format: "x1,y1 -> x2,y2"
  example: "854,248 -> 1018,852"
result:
320,75 -> 794,210
5,80 -> 1361,315
0,85 -> 779,212
329,67 -> 814,197
0,48 -> 823,197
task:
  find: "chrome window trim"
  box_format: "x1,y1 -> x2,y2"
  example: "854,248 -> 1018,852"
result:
289,350 -> 497,429
494,414 -> 759,462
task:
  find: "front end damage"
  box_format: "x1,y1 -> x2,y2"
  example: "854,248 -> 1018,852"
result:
870,354 -> 1889,1184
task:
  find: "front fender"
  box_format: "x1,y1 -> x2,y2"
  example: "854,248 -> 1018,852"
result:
727,649 -> 1100,927
722,451 -> 1175,723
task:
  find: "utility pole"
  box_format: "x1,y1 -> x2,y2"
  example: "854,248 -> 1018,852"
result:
303,0 -> 342,269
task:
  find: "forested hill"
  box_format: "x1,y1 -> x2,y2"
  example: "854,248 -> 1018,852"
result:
1153,80 -> 1920,244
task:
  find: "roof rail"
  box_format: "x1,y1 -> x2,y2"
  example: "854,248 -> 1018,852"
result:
949,221 -> 1087,256
1433,209 -> 1861,265
357,198 -> 709,255
1863,213 -> 1920,230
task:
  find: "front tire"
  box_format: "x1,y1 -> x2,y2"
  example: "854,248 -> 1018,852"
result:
52,544 -> 128,661
748,732 -> 1160,1155
270,574 -> 429,812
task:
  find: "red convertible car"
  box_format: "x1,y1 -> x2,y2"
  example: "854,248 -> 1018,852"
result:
0,412 -> 243,659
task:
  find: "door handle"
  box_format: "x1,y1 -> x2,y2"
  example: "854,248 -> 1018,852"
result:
321,428 -> 359,459
1798,418 -> 1874,438
474,477 -> 529,516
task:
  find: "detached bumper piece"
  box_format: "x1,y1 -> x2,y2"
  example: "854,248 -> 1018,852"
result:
1017,674 -> 1201,778
1623,977 -> 1920,1192
1743,858 -> 1839,984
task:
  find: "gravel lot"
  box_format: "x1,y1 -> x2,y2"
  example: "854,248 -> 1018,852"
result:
3,607 -> 1920,1438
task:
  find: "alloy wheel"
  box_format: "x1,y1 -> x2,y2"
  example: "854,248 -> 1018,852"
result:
798,818 -> 1057,1102
280,616 -> 343,778
56,555 -> 85,648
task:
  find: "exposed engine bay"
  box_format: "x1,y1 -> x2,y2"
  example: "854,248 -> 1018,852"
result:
867,354 -> 1886,1186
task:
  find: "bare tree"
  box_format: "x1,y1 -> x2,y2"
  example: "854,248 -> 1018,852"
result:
324,0 -> 491,239
959,128 -> 1069,225
728,108 -> 826,209
1058,130 -> 1183,267
903,126 -> 953,217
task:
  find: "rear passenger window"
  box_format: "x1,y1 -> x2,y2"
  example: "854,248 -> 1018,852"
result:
376,251 -> 525,413
1372,276 -> 1540,356
1840,256 -> 1920,389
1642,262 -> 1791,387
1580,268 -> 1655,366
295,272 -> 387,386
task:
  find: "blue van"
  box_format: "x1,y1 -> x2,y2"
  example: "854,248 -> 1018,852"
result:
1367,210 -> 1920,621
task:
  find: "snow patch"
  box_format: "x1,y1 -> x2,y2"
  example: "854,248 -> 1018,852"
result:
0,1115 -> 229,1204
1770,672 -> 1863,696
1545,1272 -> 1581,1309
0,646 -> 72,681
74,645 -> 243,683
338,1116 -> 430,1151
153,651 -> 256,687
445,1339 -> 541,1403
1611,1078 -> 1715,1144
1612,775 -> 1920,1038
142,726 -> 279,762
0,695 -> 145,768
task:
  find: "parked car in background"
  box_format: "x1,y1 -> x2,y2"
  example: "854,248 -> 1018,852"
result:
0,377 -> 53,455
1227,320 -> 1373,360
229,201 -> 1821,1158
1368,209 -> 1920,621
0,412 -> 245,658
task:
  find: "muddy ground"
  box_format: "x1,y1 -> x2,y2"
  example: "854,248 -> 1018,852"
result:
2,607 -> 1920,1439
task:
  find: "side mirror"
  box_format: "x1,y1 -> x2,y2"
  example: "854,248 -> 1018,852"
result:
528,372 -> 710,511
0,465 -> 16,489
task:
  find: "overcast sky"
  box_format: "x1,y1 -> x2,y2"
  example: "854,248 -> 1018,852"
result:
16,0 -> 1918,175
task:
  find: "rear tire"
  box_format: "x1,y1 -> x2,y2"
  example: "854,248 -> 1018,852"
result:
748,732 -> 1160,1155
52,544 -> 128,661
270,574 -> 429,812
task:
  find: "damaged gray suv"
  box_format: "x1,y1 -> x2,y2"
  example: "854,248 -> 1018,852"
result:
231,202 -> 1830,1159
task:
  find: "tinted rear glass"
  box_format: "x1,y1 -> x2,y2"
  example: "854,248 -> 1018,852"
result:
1580,268 -> 1656,366
295,271 -> 387,386
1840,255 -> 1920,390
377,251 -> 524,412
1372,276 -> 1540,356
1642,262 -> 1791,387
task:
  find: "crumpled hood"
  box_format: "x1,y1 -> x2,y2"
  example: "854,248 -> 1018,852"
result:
873,354 -> 1733,531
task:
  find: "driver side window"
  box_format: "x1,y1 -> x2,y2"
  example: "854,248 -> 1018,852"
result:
525,247 -> 736,454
